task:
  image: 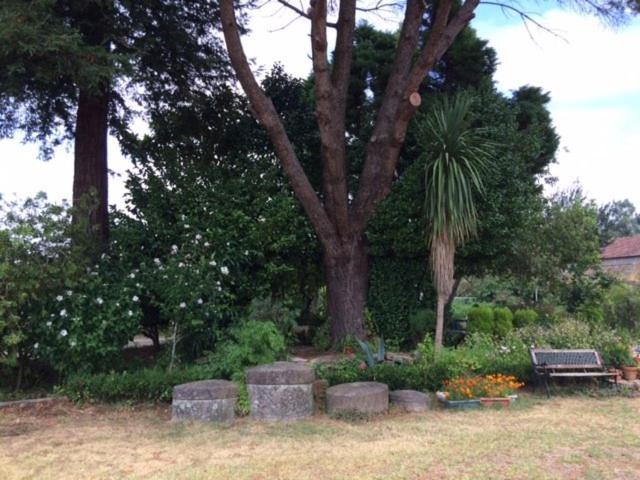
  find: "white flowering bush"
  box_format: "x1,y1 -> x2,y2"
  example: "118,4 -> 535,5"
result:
0,195 -> 90,387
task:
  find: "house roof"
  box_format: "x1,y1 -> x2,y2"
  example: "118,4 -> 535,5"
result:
601,235 -> 640,260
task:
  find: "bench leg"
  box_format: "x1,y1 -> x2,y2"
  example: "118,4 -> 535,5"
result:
543,375 -> 551,398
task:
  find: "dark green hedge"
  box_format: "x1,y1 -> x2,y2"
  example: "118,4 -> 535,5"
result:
59,365 -> 217,403
367,256 -> 435,346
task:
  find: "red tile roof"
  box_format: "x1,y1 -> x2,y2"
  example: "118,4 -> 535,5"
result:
601,235 -> 640,260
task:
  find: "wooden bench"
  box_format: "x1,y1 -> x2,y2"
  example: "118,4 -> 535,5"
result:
530,349 -> 618,397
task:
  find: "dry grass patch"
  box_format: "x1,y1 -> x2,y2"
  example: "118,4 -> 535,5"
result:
1,396 -> 639,479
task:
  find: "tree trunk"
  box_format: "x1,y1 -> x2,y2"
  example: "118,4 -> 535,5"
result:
446,277 -> 462,310
73,88 -> 110,251
324,235 -> 369,344
435,293 -> 447,351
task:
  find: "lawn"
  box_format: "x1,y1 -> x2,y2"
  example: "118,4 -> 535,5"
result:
1,395 -> 640,480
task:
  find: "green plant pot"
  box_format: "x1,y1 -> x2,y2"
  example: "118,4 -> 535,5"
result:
437,394 -> 481,410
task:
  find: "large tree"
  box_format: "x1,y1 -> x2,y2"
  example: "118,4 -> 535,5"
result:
219,0 -> 632,342
0,0 -> 230,251
598,199 -> 640,247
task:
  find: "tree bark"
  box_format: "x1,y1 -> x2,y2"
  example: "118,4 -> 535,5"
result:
324,234 -> 368,343
72,88 -> 110,250
435,293 -> 447,350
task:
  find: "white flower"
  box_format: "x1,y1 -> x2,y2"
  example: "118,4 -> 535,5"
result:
132,295 -> 139,302
171,245 -> 179,254
197,298 -> 203,305
56,295 -> 64,302
60,309 -> 67,317
195,234 -> 202,241
220,266 -> 229,275
34,343 -> 39,350
96,297 -> 104,305
209,260 -> 217,267
179,302 -> 187,309
204,242 -> 210,247
154,258 -> 161,265
127,310 -> 133,317
129,273 -> 135,279
60,329 -> 68,337
66,290 -> 73,296
46,321 -> 52,327
184,224 -> 190,229
70,340 -> 76,347
178,262 -> 185,268
244,250 -> 249,256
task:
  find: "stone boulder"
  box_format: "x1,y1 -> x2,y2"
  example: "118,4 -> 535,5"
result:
326,382 -> 389,415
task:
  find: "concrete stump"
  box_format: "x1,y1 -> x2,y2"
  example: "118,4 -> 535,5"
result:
326,382 -> 389,415
246,362 -> 315,421
390,390 -> 431,412
172,380 -> 238,423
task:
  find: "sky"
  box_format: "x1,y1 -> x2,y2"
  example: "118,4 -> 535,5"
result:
1,1 -> 639,209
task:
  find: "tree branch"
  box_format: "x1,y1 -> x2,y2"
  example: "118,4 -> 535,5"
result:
220,0 -> 338,248
311,0 -> 350,237
351,0 -> 425,229
480,1 -> 565,40
276,0 -> 338,28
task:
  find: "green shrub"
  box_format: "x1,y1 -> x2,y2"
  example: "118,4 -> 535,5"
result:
244,298 -> 299,345
408,309 -> 436,344
60,365 -> 217,403
493,307 -> 514,336
314,359 -> 428,391
513,308 -> 539,328
416,332 -> 532,389
311,322 -> 331,351
207,320 -> 287,381
600,342 -> 633,368
603,283 -> 640,331
467,306 -> 495,335
512,318 -> 629,361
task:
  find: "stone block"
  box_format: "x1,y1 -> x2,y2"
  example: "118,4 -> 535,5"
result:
246,362 -> 315,421
326,381 -> 389,415
172,380 -> 238,423
389,390 -> 431,412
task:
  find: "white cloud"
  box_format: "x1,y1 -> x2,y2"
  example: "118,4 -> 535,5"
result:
0,136 -> 130,208
475,9 -> 640,206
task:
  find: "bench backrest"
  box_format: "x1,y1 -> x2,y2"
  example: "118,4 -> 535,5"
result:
530,349 -> 604,370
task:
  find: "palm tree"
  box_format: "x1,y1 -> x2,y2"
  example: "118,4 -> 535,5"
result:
419,94 -> 495,350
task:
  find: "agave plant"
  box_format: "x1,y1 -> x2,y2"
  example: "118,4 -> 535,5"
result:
356,337 -> 386,368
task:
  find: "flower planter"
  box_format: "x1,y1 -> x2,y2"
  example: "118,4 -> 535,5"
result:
621,366 -> 638,381
480,397 -> 512,408
436,393 -> 481,410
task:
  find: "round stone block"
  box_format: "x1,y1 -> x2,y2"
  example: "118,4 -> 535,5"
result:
246,361 -> 315,385
326,382 -> 389,415
247,362 -> 315,421
389,390 -> 431,412
172,380 -> 238,423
